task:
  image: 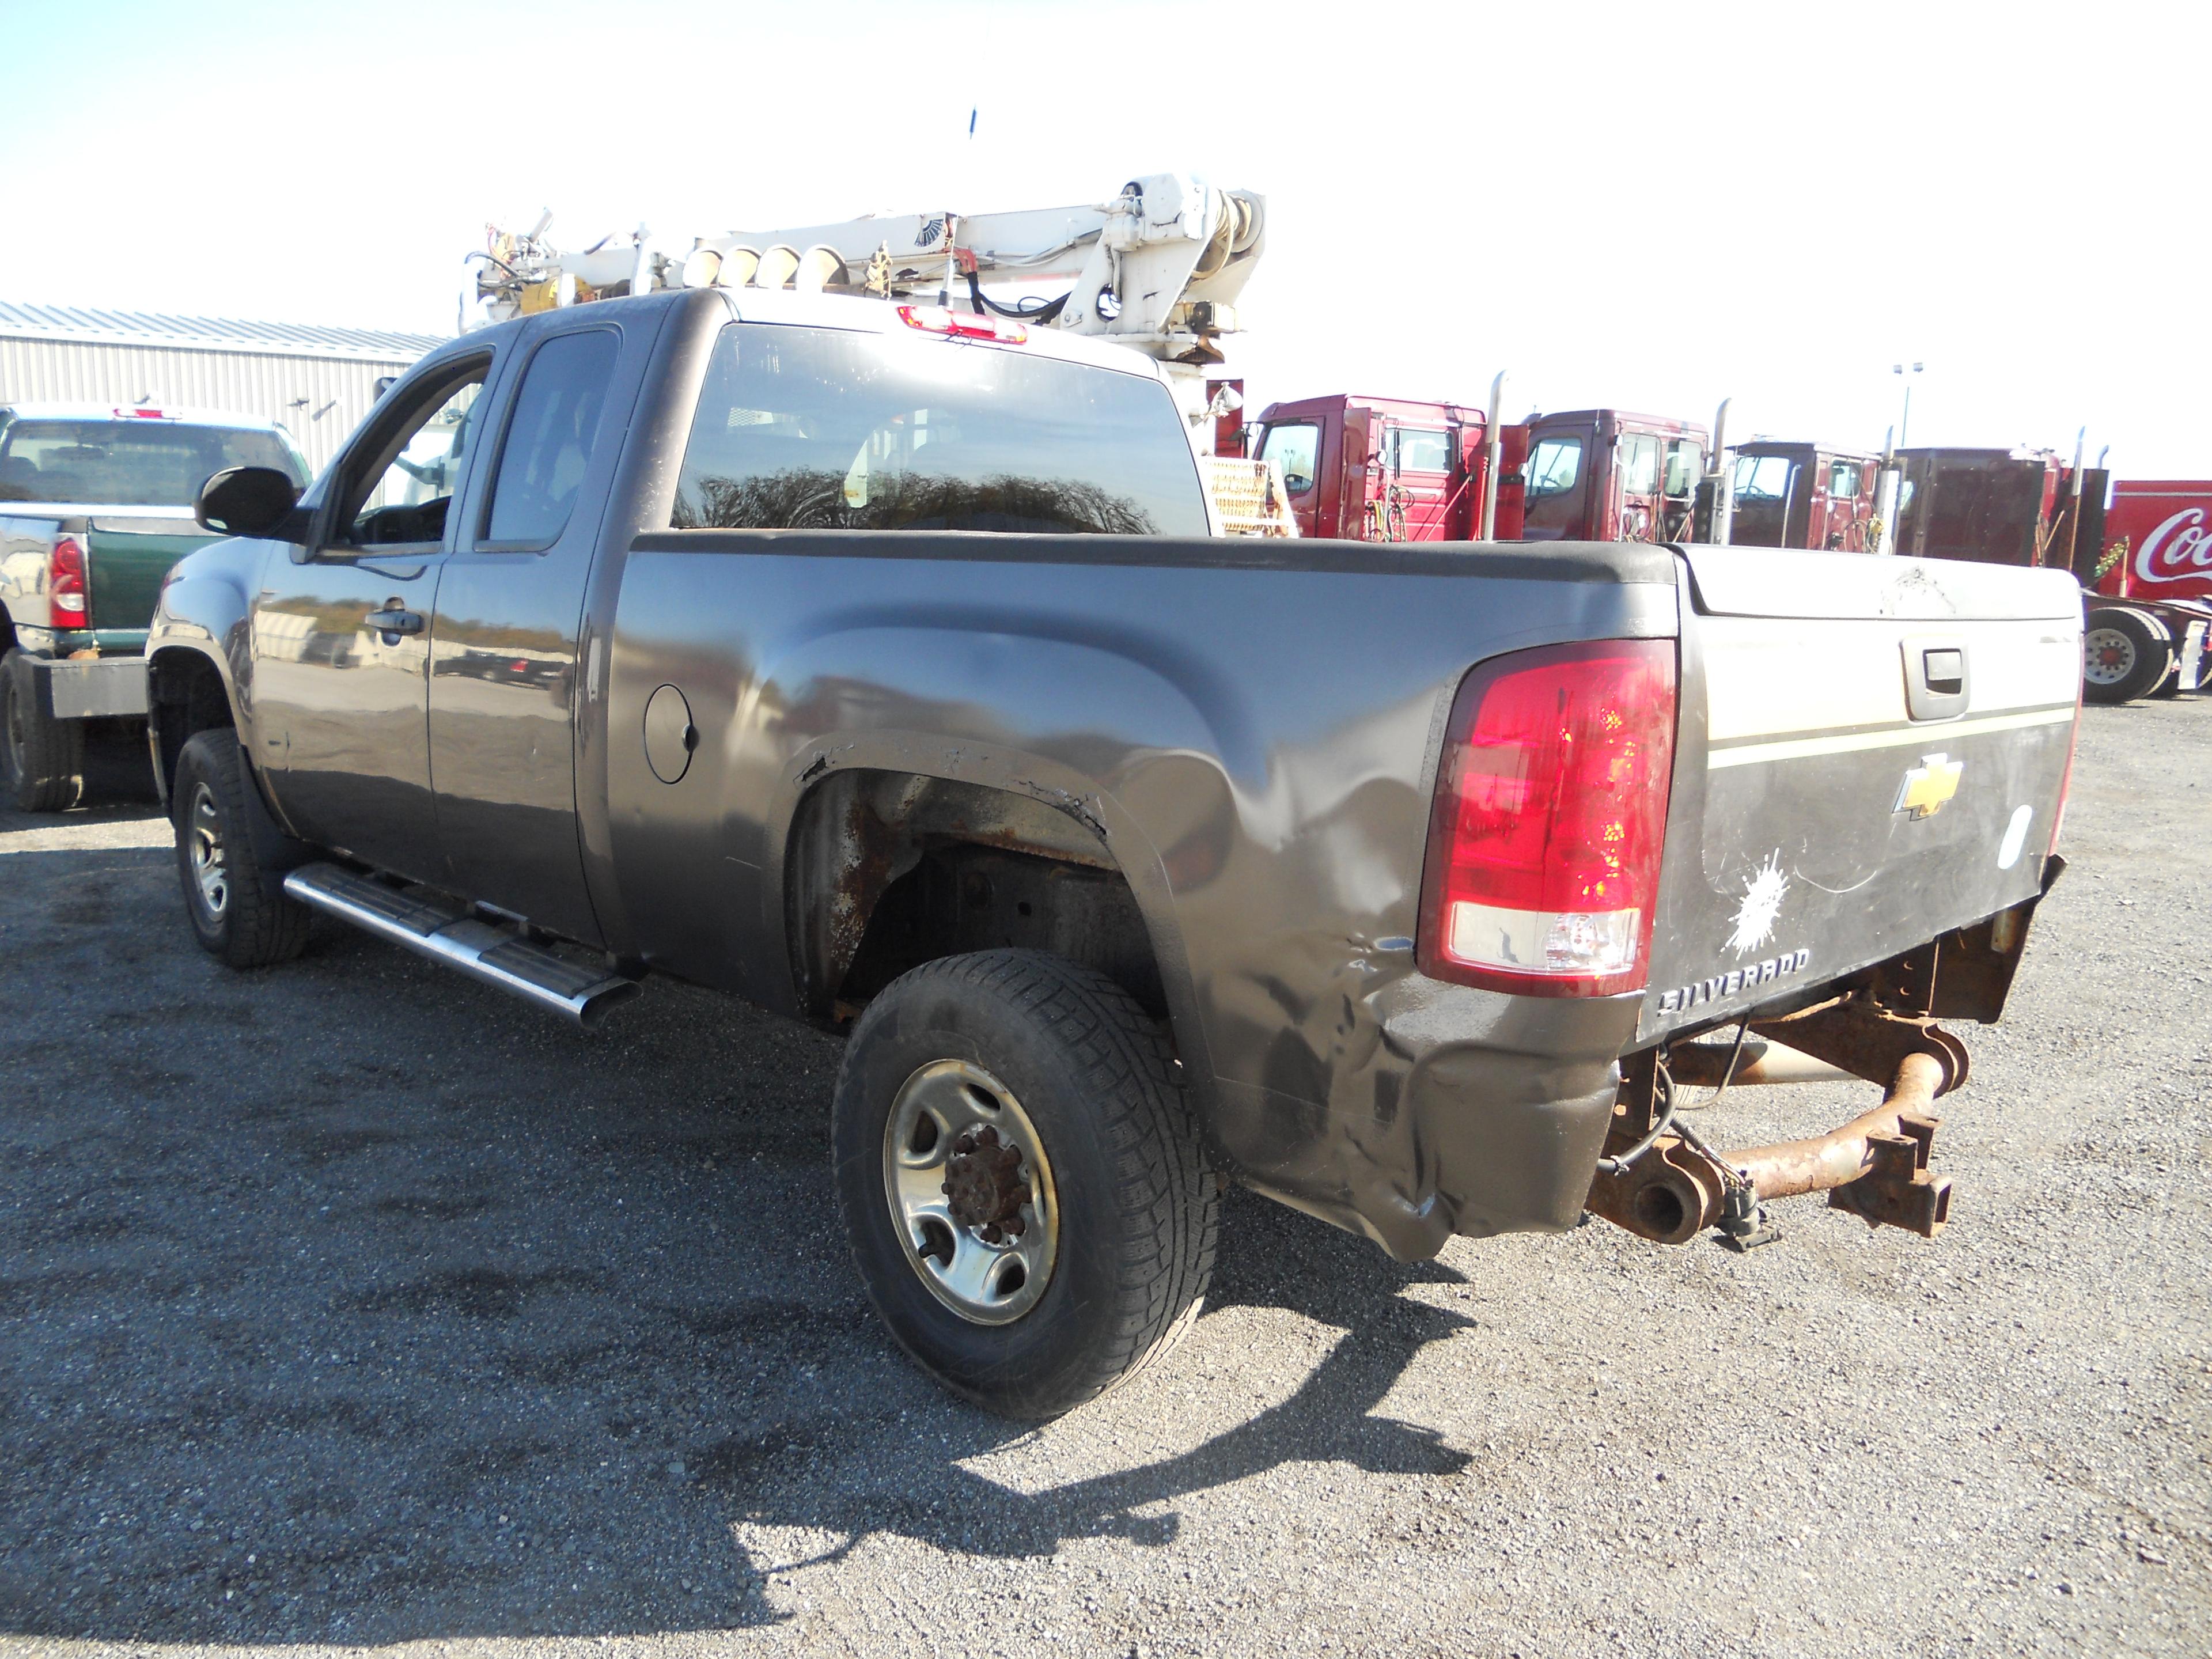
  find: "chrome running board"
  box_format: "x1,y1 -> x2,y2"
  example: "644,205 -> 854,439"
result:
283,862 -> 641,1030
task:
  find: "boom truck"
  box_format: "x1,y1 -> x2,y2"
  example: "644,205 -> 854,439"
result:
464,176 -> 1264,431
461,177 -> 1290,535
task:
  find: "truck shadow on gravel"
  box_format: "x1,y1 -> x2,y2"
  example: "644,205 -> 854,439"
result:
695,1195 -> 1476,1585
0,881 -> 1479,1645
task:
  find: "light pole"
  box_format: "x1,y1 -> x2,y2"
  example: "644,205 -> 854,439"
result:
1892,361 -> 1925,448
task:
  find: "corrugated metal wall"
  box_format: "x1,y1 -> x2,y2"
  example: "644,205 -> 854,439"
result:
0,338 -> 429,476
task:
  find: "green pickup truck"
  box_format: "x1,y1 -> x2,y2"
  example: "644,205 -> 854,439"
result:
0,402 -> 310,809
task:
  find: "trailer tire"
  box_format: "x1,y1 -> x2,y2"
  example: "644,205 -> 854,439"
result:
832,948 -> 1217,1420
1,649 -> 85,813
172,728 -> 313,969
2150,657 -> 2183,698
2083,608 -> 2172,704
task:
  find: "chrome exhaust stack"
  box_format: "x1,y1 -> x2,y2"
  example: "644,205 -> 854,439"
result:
283,863 -> 640,1031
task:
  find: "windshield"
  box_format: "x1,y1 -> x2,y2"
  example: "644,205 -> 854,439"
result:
671,323 -> 1208,536
0,418 -> 307,506
1732,454 -> 1799,501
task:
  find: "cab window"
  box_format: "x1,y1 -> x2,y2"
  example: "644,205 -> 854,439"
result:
1828,459 -> 1862,498
480,329 -> 620,548
1525,437 -> 1582,497
1732,454 -> 1796,501
1257,422 -> 1320,495
672,323 -> 1207,536
1390,427 -> 1451,474
1619,433 -> 1661,497
332,359 -> 489,548
1662,438 -> 1702,500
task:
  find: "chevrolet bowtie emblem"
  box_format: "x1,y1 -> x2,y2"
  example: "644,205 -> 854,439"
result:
1895,753 -> 1964,819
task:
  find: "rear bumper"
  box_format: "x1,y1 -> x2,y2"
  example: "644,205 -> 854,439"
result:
1211,975 -> 1636,1261
20,652 -> 149,719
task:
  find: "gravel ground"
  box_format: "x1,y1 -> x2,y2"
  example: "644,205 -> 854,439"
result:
0,702 -> 2205,1658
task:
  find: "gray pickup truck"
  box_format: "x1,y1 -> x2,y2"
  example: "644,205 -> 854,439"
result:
146,286 -> 2082,1417
0,402 -> 309,808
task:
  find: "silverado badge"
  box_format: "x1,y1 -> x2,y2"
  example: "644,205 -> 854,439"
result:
1895,753 -> 1963,820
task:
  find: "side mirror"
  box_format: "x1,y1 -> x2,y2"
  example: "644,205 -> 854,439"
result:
196,466 -> 307,540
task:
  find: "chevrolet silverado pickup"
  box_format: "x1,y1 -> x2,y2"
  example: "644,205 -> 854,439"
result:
145,286 -> 2081,1418
0,402 -> 309,808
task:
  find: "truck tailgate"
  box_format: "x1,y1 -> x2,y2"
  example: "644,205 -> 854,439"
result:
1641,547 -> 2081,1040
86,517 -> 211,635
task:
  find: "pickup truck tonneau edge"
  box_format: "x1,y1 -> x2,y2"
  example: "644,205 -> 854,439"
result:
143,286 -> 2080,1417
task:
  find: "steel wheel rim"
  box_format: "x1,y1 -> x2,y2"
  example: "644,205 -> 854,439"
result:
882,1059 -> 1058,1325
188,782 -> 229,921
2084,627 -> 2136,685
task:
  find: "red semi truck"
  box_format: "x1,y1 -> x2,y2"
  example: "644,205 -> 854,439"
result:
1248,393 -> 1707,544
1895,449 -> 2211,703
1726,440 -> 1883,552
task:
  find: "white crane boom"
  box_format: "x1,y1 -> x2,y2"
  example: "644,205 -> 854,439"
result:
465,173 -> 1265,426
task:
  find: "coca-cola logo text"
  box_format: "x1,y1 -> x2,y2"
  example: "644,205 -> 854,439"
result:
2136,508 -> 2212,585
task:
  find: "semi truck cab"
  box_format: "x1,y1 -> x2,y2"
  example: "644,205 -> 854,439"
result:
1250,395 -> 1706,545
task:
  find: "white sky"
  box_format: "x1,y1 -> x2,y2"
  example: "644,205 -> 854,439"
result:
3,0 -> 2205,474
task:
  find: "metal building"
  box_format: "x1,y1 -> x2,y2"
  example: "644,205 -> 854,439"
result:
0,301 -> 446,476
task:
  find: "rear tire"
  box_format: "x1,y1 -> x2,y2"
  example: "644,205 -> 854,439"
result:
2082,608 -> 2171,704
832,949 -> 1217,1419
172,728 -> 313,968
2,650 -> 85,812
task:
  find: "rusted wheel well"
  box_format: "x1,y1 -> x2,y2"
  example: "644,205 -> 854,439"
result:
146,647 -> 236,804
786,770 -> 1166,1026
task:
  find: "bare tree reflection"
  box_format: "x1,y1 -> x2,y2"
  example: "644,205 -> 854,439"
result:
672,467 -> 1159,535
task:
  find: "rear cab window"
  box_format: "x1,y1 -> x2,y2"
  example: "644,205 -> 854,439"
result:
1389,427 -> 1451,474
0,418 -> 308,505
671,324 -> 1209,536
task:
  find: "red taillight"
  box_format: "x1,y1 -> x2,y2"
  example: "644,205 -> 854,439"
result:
112,405 -> 171,419
49,536 -> 90,630
1418,639 -> 1677,998
896,304 -> 1027,345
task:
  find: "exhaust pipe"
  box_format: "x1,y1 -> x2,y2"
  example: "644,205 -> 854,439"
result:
1479,370 -> 1508,541
283,864 -> 640,1030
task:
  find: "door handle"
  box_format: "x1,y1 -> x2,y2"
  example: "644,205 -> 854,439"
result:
364,607 -> 423,638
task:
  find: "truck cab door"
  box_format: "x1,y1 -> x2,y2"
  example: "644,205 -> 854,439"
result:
1252,418 -> 1323,539
251,353 -> 491,878
1614,431 -> 1662,541
1381,424 -> 1453,539
1660,437 -> 1703,541
426,321 -> 641,944
1519,425 -> 1590,541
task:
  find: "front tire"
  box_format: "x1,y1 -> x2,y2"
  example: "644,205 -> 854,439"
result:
172,729 -> 312,968
2,650 -> 85,812
832,949 -> 1217,1419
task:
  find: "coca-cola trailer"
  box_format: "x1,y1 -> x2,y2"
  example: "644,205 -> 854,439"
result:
1894,450 -> 2211,704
